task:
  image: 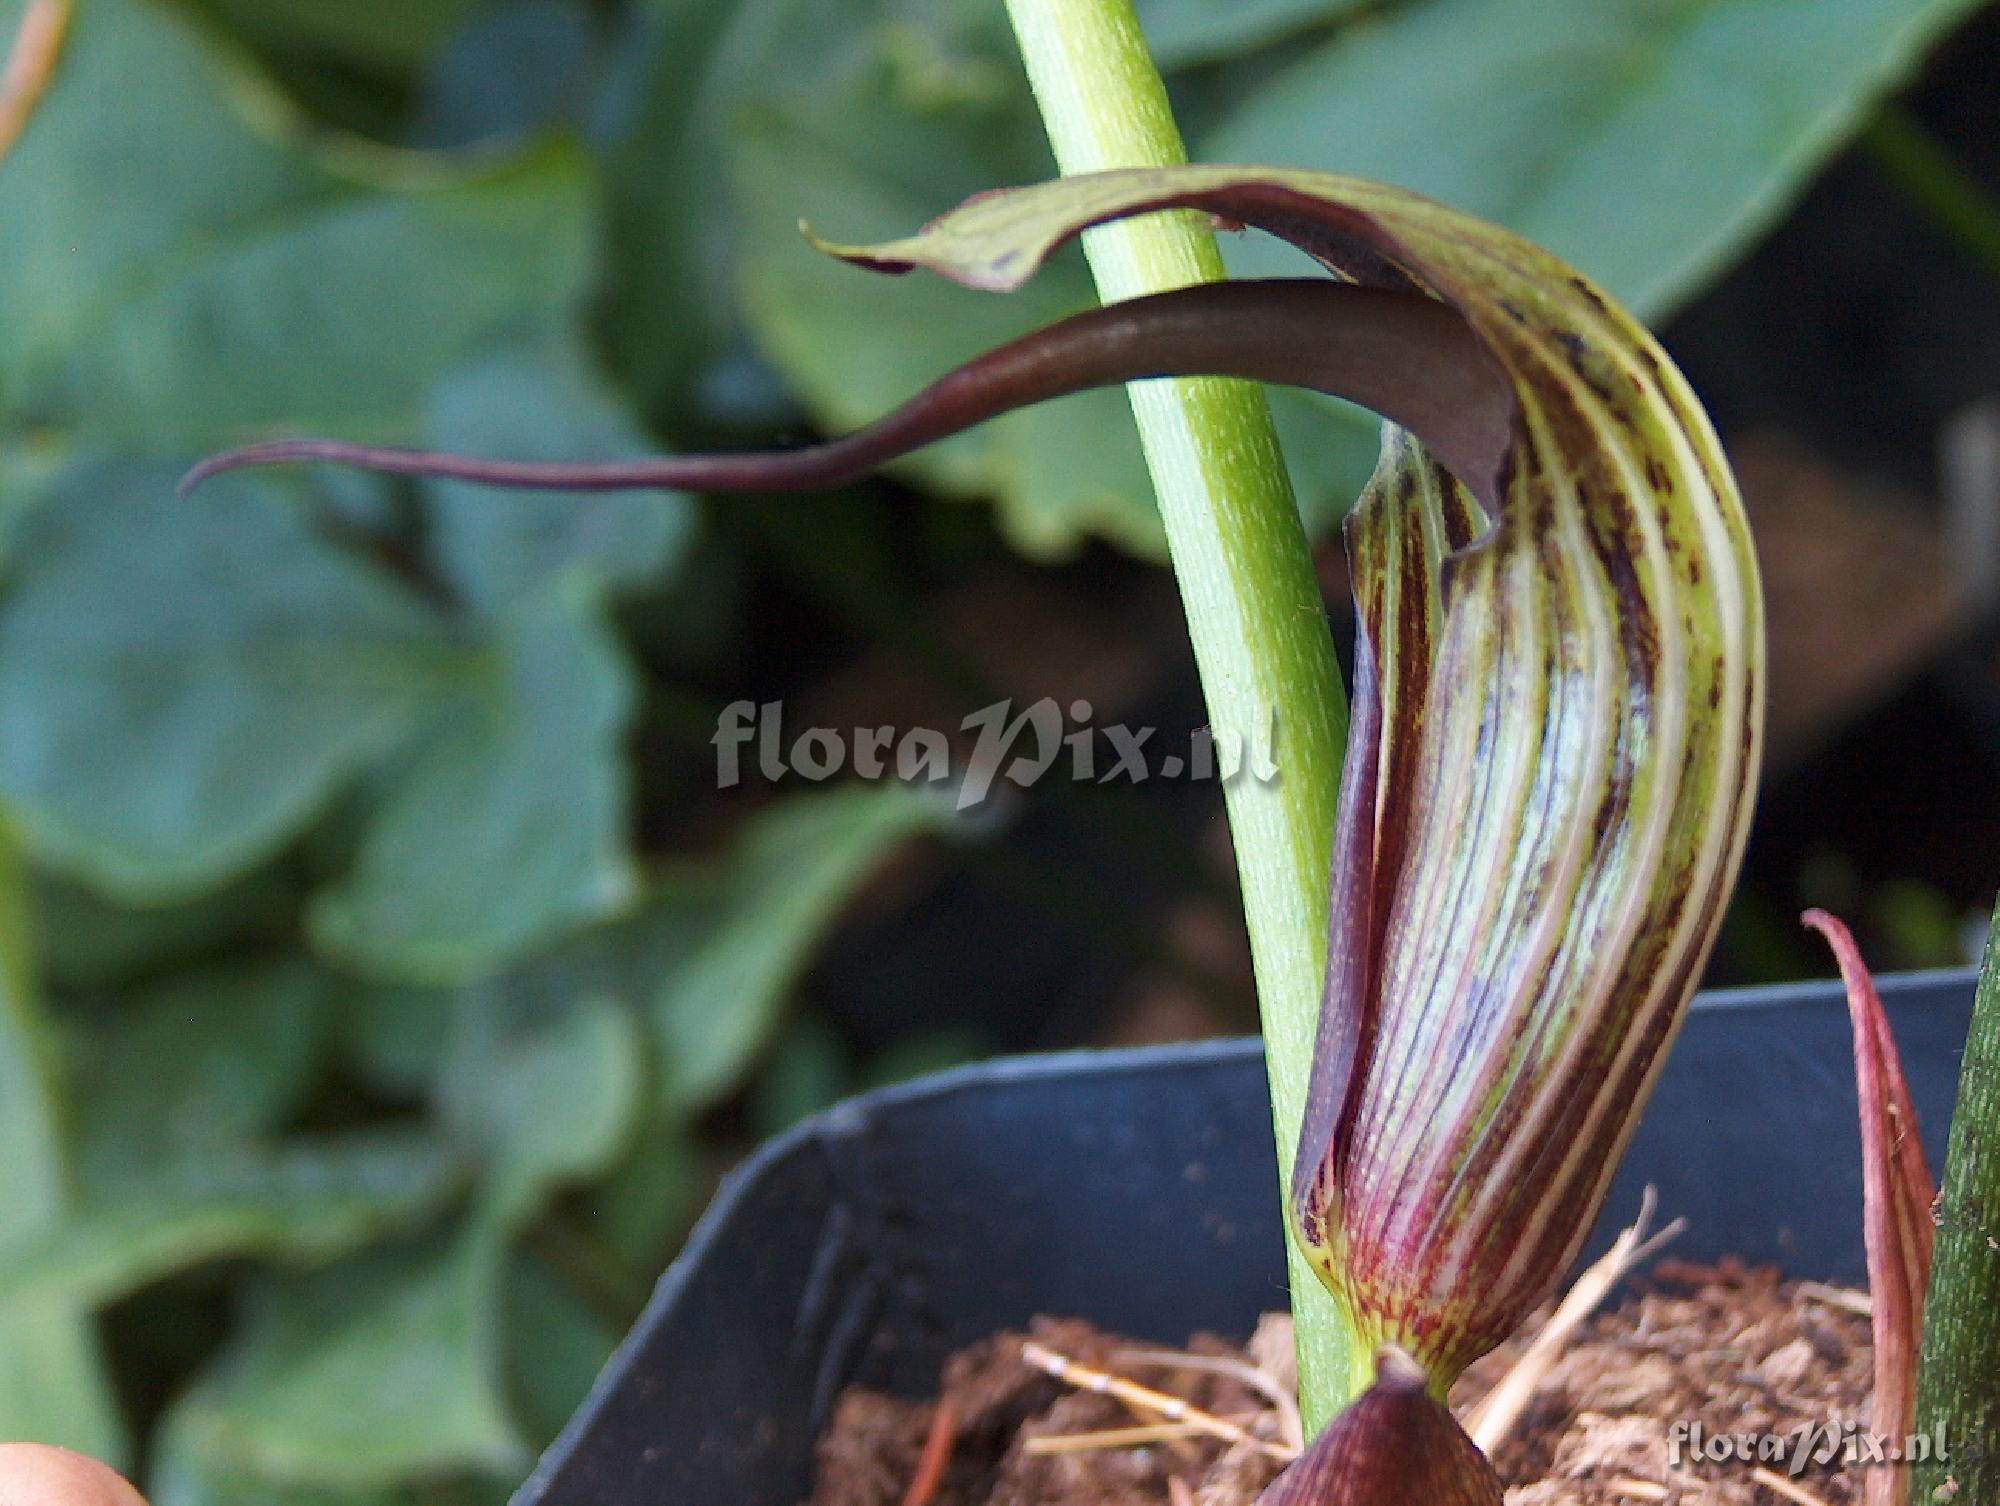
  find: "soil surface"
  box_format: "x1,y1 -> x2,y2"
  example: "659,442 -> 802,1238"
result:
811,1261 -> 1879,1506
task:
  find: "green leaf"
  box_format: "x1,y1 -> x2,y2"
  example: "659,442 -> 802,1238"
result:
153,1391 -> 400,1506
596,0 -> 992,414
0,1132 -> 463,1309
33,865 -> 301,991
0,440 -> 68,570
134,976 -> 640,1491
0,461 -> 447,899
438,988 -> 644,1226
1136,0 -> 1368,66
407,1 -> 598,149
379,781 -> 951,1147
123,789 -> 946,1494
0,0 -> 595,449
336,982 -> 458,1100
309,584 -> 637,982
131,980 -> 644,1490
1201,0 -> 1989,319
384,785 -> 948,1122
650,784 -> 949,1113
749,1010 -> 851,1136
502,1249 -> 620,1447
0,819 -> 123,1460
422,340 -> 697,614
160,1237 -> 523,1491
188,0 -> 488,72
28,957 -> 460,1309
591,0 -> 732,414
585,1122 -> 705,1278
71,956 -> 334,1186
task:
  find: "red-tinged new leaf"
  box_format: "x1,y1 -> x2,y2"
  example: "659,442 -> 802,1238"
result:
1255,1349 -> 1501,1506
1803,909 -> 1937,1506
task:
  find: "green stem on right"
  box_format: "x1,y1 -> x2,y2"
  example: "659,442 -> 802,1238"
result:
1862,105 -> 2000,284
1912,898 -> 2000,1501
999,0 -> 1362,1426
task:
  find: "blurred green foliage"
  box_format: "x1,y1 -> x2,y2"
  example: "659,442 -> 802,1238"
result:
0,0 -> 1984,1497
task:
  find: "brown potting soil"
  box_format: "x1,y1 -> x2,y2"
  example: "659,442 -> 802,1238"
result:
810,1261 -> 1881,1506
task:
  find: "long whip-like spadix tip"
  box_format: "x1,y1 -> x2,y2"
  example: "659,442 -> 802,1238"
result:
180,279 -> 1513,506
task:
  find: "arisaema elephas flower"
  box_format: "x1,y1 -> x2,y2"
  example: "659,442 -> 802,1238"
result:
188,166 -> 1765,1500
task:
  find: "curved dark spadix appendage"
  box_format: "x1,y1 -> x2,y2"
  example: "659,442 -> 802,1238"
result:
180,279 -> 1514,504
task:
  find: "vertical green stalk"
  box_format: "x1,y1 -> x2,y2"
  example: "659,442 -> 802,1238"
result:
1913,898 -> 2000,1501
0,812 -> 122,1459
1000,0 -> 1358,1424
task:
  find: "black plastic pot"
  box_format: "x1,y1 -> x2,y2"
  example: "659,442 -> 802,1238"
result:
514,969 -> 1978,1506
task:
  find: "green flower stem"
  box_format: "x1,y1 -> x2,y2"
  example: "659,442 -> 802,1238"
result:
1001,0 -> 1359,1425
1913,897 -> 2000,1501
